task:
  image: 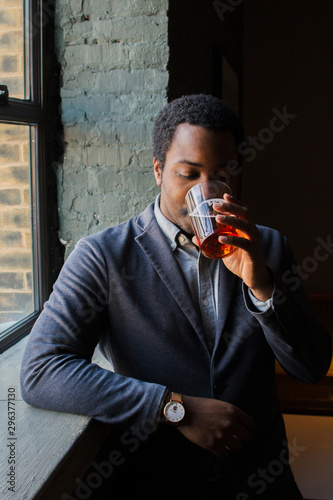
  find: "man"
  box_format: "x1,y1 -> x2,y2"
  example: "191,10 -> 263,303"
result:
21,95 -> 331,499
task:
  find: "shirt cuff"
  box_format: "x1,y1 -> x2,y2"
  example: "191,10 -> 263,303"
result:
247,288 -> 272,312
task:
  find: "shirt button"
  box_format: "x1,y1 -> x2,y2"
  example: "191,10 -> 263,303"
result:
171,242 -> 177,250
203,299 -> 209,306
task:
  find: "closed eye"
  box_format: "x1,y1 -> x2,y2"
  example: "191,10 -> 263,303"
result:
176,172 -> 200,180
176,170 -> 230,182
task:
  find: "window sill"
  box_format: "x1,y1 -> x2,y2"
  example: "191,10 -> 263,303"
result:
0,336 -> 111,499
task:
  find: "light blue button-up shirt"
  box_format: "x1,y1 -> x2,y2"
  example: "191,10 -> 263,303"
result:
154,195 -> 271,351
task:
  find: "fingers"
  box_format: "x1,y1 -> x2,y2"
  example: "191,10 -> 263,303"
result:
214,406 -> 254,458
225,408 -> 255,443
232,422 -> 254,445
178,396 -> 255,461
219,232 -> 251,252
192,235 -> 200,247
213,198 -> 260,249
223,433 -> 242,453
216,214 -> 250,233
213,198 -> 251,221
212,423 -> 253,459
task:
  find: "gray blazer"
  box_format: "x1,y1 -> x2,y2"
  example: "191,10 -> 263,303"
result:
20,203 -> 331,497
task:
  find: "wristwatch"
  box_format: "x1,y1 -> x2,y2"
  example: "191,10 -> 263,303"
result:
163,392 -> 185,425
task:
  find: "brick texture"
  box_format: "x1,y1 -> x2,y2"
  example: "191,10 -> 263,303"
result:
0,123 -> 33,326
0,0 -> 25,98
55,0 -> 169,255
0,1 -> 34,327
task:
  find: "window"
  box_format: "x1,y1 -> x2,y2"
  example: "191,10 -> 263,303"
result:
0,0 -> 56,351
0,124 -> 34,335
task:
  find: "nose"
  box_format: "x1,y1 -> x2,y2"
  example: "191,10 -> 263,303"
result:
197,170 -> 213,183
199,171 -> 226,183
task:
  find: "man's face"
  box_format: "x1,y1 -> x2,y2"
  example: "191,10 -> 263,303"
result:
154,123 -> 239,235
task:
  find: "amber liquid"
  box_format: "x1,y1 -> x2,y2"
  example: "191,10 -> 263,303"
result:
195,223 -> 238,259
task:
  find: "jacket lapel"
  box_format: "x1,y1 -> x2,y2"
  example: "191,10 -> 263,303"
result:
134,205 -> 211,355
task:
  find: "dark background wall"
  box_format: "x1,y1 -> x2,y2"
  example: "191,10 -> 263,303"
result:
168,0 -> 333,295
242,0 -> 333,295
168,0 -> 243,103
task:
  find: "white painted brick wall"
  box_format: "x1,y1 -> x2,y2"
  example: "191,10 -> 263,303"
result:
55,0 -> 169,255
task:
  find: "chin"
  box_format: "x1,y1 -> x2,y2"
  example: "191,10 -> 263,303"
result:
176,210 -> 194,235
181,222 -> 194,236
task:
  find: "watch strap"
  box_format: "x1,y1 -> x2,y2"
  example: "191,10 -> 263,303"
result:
170,392 -> 183,404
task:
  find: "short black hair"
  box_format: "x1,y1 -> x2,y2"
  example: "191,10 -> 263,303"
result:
152,94 -> 244,169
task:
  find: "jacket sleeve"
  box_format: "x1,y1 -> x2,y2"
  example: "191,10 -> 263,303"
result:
242,230 -> 332,383
20,237 -> 167,430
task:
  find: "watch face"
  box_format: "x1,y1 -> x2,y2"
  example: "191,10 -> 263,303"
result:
164,401 -> 185,423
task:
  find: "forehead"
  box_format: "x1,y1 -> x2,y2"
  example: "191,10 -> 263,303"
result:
167,123 -> 237,160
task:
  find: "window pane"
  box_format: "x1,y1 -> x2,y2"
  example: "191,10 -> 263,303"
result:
0,123 -> 35,336
0,0 -> 30,99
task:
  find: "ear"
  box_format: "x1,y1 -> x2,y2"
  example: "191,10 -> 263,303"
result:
153,157 -> 162,186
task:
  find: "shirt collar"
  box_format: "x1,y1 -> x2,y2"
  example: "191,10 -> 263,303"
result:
154,194 -> 180,250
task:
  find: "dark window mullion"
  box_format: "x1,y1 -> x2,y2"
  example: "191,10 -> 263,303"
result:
0,316 -> 39,353
0,102 -> 43,123
30,0 -> 43,106
33,122 -> 50,308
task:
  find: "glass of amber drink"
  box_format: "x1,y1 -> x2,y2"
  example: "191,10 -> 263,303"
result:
185,181 -> 239,259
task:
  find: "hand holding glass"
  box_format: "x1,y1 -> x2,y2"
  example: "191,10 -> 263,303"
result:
185,181 -> 239,259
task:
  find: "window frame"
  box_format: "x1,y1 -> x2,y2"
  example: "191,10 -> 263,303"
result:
0,0 -> 52,352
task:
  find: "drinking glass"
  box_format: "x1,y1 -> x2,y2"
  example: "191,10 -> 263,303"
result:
185,181 -> 239,259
